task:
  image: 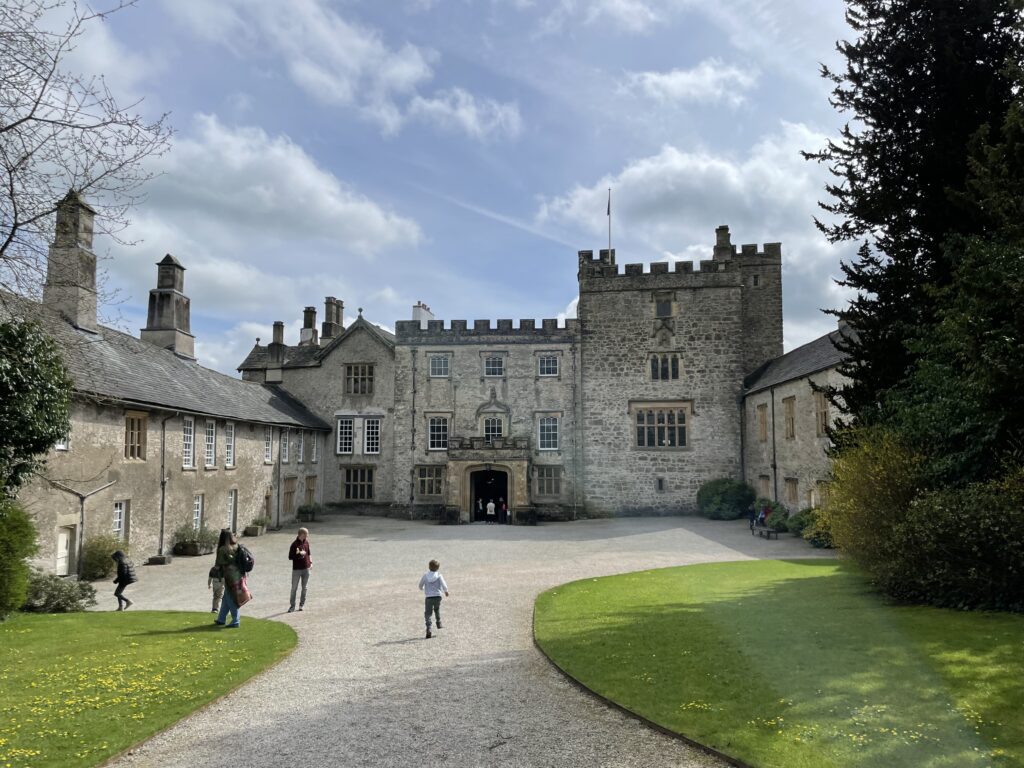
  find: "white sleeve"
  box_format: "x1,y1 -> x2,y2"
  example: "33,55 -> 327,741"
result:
418,574 -> 426,591
439,575 -> 449,593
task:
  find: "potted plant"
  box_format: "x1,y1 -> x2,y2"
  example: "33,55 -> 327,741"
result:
171,523 -> 218,556
296,503 -> 322,522
244,516 -> 270,537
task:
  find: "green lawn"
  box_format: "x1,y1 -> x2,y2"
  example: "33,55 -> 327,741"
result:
0,612 -> 296,768
534,560 -> 1024,768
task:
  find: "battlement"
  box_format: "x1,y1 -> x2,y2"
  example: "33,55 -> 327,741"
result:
395,317 -> 579,343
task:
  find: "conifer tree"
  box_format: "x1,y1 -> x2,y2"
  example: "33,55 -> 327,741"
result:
806,0 -> 1023,423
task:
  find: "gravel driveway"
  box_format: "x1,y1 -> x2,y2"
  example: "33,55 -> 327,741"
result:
106,515 -> 830,768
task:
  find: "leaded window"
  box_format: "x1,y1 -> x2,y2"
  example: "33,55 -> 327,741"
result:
346,364 -> 374,394
535,466 -> 561,496
417,466 -> 444,497
344,468 -> 374,500
635,408 -> 687,448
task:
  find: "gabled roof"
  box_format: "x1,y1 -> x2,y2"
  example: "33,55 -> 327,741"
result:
4,295 -> 329,430
744,330 -> 846,395
238,316 -> 395,372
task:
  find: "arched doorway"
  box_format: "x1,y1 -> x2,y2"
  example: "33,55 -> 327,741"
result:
470,468 -> 508,521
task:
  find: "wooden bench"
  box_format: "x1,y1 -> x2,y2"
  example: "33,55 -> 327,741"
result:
750,521 -> 779,540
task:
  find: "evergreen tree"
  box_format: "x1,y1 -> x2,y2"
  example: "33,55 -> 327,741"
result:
806,0 -> 1023,423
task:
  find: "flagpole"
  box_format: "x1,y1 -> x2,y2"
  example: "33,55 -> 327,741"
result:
607,188 -> 612,259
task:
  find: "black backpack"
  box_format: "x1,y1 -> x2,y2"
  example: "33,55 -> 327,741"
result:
235,544 -> 255,573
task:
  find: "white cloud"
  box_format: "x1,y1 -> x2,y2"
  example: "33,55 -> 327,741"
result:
163,0 -> 519,140
408,88 -> 523,141
537,0 -> 661,34
621,59 -> 757,106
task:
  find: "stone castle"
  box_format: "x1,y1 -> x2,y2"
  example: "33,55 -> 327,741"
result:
238,226 -> 784,521
17,193 -> 841,574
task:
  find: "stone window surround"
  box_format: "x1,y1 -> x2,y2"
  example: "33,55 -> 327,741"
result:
54,429 -> 70,451
343,466 -> 374,500
192,493 -> 204,530
652,290 -> 676,318
534,464 -> 561,497
426,412 -> 451,451
124,410 -> 147,461
649,352 -> 681,381
482,415 -> 504,442
481,351 -> 508,378
204,419 -> 216,468
224,422 -> 235,468
783,396 -> 796,440
785,477 -> 799,506
182,416 -> 195,469
756,403 -> 768,442
263,426 -> 274,464
281,427 -> 290,463
345,363 -> 375,395
113,499 -> 128,540
427,351 -> 452,378
336,417 -> 354,455
364,418 -> 381,455
814,390 -> 830,437
536,351 -> 561,378
536,411 -> 561,451
628,400 -> 693,451
416,465 -> 445,498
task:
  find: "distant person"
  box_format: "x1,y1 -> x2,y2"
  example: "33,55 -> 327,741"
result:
287,526 -> 312,612
486,499 -> 496,524
499,498 -> 508,525
476,498 -> 483,521
208,564 -> 225,613
111,550 -> 137,611
214,529 -> 249,628
418,559 -> 450,639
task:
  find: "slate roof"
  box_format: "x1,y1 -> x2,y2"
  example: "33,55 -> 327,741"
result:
238,316 -> 395,372
744,330 -> 847,395
5,296 -> 329,430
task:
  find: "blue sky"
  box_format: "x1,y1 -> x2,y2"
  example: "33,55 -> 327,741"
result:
75,0 -> 854,374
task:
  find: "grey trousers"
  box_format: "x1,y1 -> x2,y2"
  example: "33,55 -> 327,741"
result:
424,596 -> 442,628
290,568 -> 310,609
211,582 -> 225,612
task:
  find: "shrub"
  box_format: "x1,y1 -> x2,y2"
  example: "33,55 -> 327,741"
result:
827,427 -> 925,573
296,503 -> 322,520
81,534 -> 127,581
801,508 -> 835,549
249,516 -> 271,528
696,478 -> 756,520
0,501 -> 38,620
22,569 -> 97,612
879,470 -> 1024,611
754,498 -> 790,532
786,507 -> 815,536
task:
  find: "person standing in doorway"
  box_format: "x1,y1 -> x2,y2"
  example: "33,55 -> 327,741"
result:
111,550 -> 136,610
476,498 -> 483,521
418,559 -> 450,639
288,527 -> 312,612
486,499 -> 496,523
500,498 -> 509,525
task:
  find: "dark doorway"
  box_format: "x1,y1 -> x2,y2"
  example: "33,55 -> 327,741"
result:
470,469 -> 508,521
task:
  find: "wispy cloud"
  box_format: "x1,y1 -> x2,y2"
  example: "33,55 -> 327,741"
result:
621,59 -> 757,106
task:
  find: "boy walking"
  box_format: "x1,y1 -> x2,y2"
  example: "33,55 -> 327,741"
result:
208,564 -> 225,612
418,559 -> 449,639
111,550 -> 137,611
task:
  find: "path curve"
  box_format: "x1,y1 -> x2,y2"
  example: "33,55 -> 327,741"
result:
107,515 -> 829,767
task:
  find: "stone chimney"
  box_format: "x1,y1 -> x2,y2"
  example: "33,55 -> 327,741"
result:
140,254 -> 195,359
43,190 -> 98,332
266,321 -> 286,382
299,306 -> 319,346
321,296 -> 344,341
713,225 -> 735,261
412,301 -> 435,329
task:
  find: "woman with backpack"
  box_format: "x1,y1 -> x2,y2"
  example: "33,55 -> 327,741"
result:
111,550 -> 137,610
214,529 -> 251,628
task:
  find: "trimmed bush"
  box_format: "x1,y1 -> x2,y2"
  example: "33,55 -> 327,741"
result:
696,478 -> 756,520
0,501 -> 38,620
22,569 -> 97,612
880,471 -> 1024,611
801,508 -> 835,549
81,534 -> 127,581
786,507 -> 815,536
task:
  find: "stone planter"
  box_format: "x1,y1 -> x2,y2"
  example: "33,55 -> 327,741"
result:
244,525 -> 266,537
172,541 -> 214,556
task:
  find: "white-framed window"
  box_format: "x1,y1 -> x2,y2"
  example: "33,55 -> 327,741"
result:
297,430 -> 305,463
182,416 -> 195,468
484,356 -> 504,377
192,494 -> 204,530
337,418 -> 354,454
124,411 -> 147,460
484,417 -> 503,443
539,416 -> 559,451
224,422 -> 235,467
264,426 -> 273,463
635,407 -> 687,448
428,417 -> 449,450
281,428 -> 290,463
364,419 -> 381,454
227,489 -> 237,531
538,355 -> 559,376
429,355 -> 449,377
535,466 -> 561,496
204,420 -> 216,467
113,500 -> 126,540
54,430 -> 70,451
311,433 -> 318,463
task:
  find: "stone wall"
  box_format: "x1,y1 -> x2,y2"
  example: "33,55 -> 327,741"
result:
742,366 -> 848,511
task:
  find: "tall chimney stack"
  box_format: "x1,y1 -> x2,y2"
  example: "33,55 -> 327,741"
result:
299,306 -> 319,346
43,190 -> 98,332
140,254 -> 195,359
321,296 -> 344,340
412,301 -> 435,330
713,225 -> 735,261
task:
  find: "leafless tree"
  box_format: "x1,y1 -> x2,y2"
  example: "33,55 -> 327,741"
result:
0,0 -> 171,302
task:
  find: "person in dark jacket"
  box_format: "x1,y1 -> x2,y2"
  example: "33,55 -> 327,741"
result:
287,527 -> 312,612
111,550 -> 137,611
214,529 -> 247,627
